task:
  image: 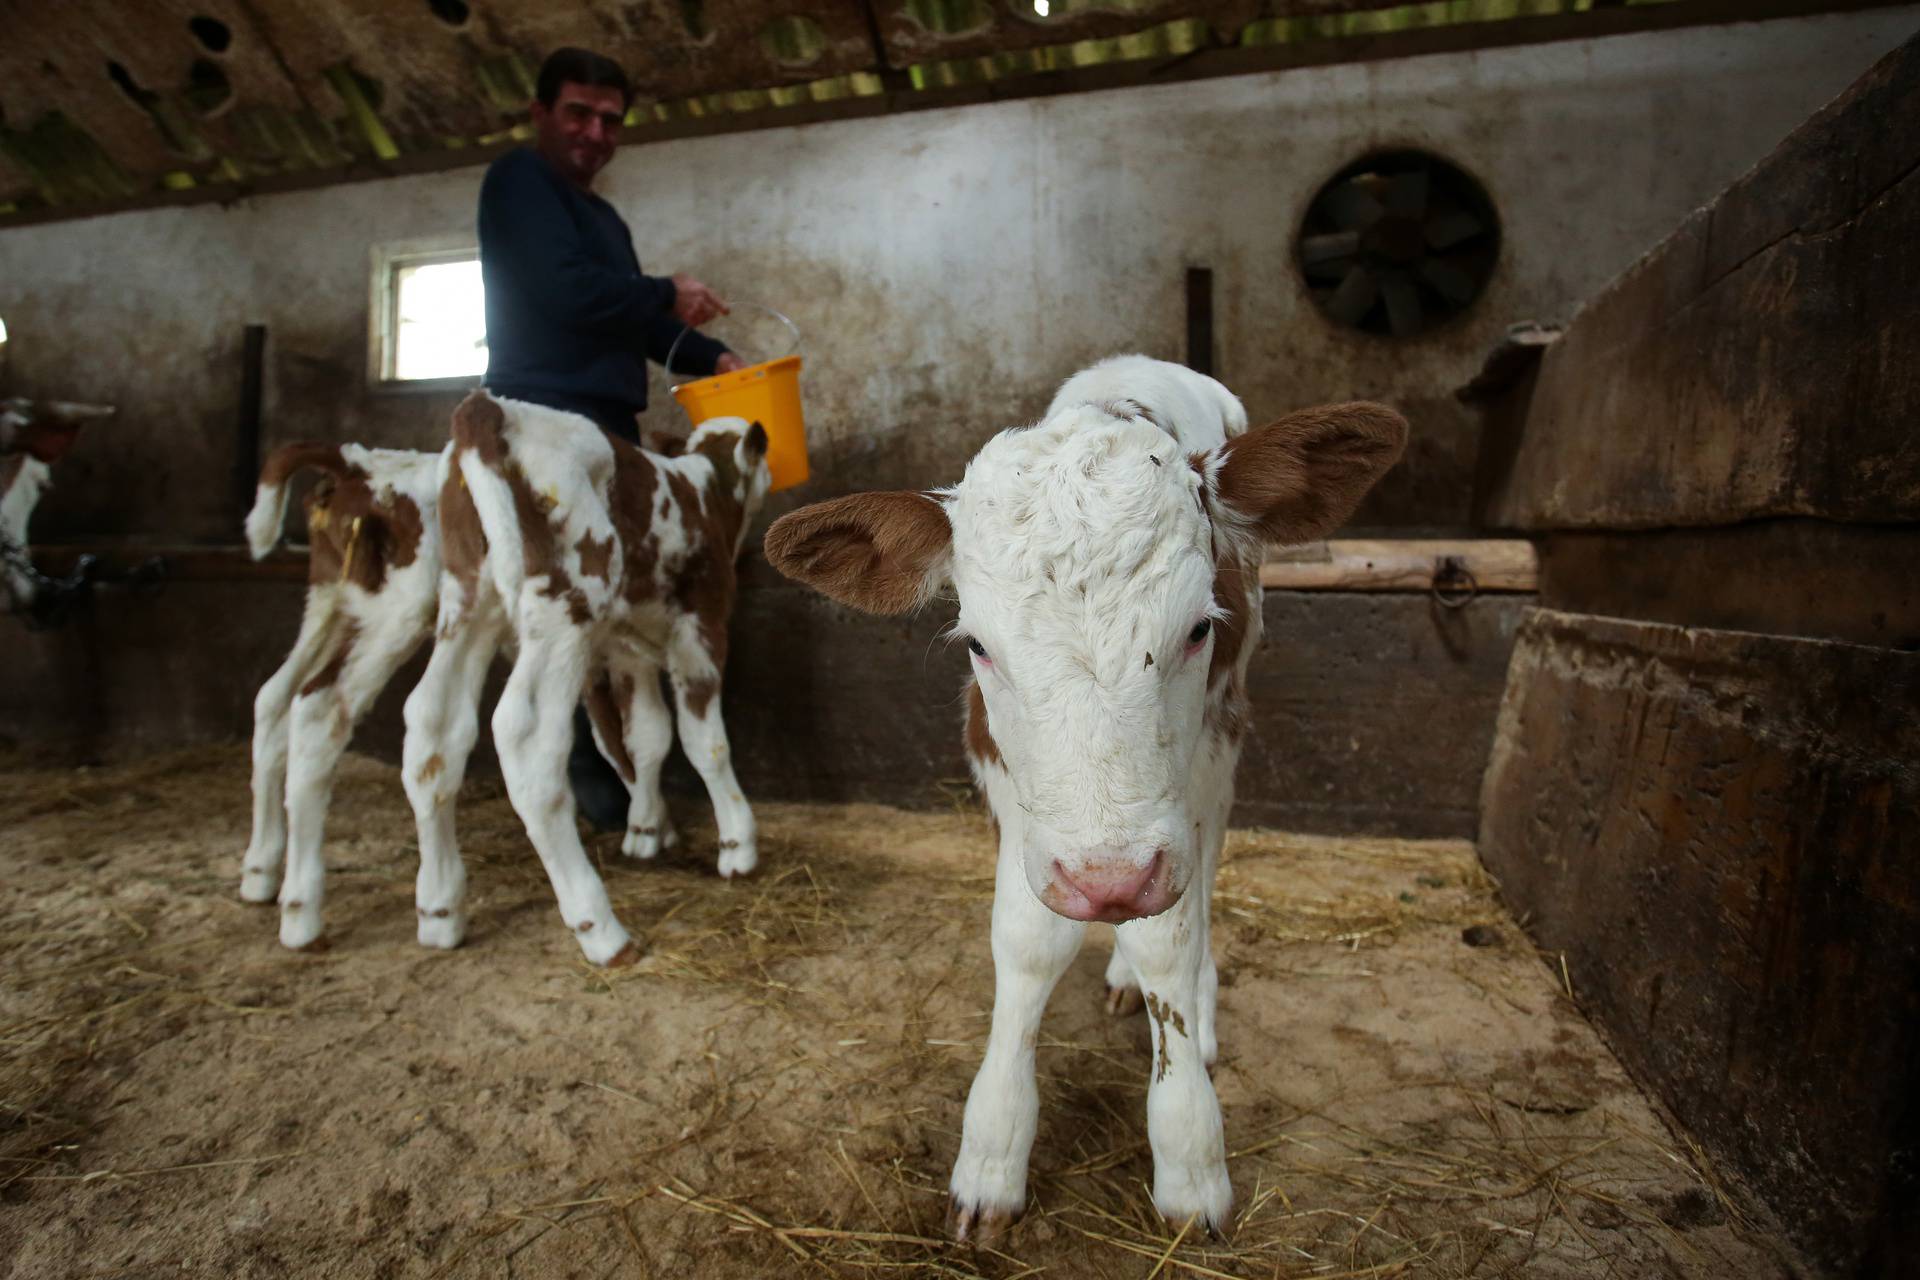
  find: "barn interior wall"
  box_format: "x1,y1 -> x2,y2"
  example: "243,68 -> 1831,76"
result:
2,11 -> 1915,840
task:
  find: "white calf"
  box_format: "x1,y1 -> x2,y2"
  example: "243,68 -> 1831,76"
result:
400,393 -> 771,966
766,355 -> 1406,1240
238,442 -> 443,948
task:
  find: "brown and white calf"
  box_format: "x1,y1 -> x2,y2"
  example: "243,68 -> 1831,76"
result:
2,397 -> 114,618
399,393 -> 770,965
238,441 -> 442,945
766,355 -> 1405,1240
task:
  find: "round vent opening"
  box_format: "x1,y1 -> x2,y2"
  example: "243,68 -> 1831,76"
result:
1297,150 -> 1500,339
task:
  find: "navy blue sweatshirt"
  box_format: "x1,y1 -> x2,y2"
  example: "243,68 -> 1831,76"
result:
478,147 -> 726,419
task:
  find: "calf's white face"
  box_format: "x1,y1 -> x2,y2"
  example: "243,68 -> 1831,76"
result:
765,378 -> 1406,926
951,408 -> 1218,920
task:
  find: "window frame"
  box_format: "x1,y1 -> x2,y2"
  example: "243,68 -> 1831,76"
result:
367,237 -> 488,395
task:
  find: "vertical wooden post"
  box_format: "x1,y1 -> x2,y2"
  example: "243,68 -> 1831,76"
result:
1185,267 -> 1214,377
236,324 -> 266,522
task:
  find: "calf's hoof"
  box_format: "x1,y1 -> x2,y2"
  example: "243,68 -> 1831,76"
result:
1105,983 -> 1146,1017
278,901 -> 326,951
716,836 -> 757,879
947,1196 -> 1021,1247
239,866 -> 280,903
621,822 -> 676,860
573,919 -> 639,968
416,907 -> 467,950
1153,1163 -> 1233,1239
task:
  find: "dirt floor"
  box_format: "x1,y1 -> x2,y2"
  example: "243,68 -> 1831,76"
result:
0,748 -> 1800,1279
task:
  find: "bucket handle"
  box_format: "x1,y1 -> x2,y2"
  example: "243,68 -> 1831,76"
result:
662,301 -> 802,382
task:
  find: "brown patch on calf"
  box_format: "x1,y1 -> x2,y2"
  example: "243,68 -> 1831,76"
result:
1207,556 -> 1254,691
260,441 -> 350,489
438,452 -> 488,602
302,469 -> 417,594
1204,553 -> 1257,743
451,392 -> 509,465
608,443 -> 662,606
298,623 -> 357,697
764,491 -> 952,616
575,530 -> 614,581
420,754 -> 445,781
965,680 -> 1002,767
584,673 -> 638,784
681,676 -> 719,720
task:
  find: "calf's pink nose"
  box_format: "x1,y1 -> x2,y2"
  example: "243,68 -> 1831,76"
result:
1044,850 -> 1174,923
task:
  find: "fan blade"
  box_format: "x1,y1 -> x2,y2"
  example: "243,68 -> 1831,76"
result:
1324,266 -> 1378,326
1299,230 -> 1361,265
1425,209 -> 1485,250
1320,180 -> 1384,231
1303,253 -> 1356,283
1384,166 -> 1429,218
1379,270 -> 1423,337
1419,258 -> 1478,305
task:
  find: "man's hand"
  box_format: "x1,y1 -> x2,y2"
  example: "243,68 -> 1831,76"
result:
671,273 -> 729,328
714,353 -> 747,374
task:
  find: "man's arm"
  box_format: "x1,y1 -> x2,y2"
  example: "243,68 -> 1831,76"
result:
481,153 -> 681,333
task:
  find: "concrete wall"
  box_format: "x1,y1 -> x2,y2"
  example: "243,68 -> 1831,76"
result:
2,10 -> 1916,546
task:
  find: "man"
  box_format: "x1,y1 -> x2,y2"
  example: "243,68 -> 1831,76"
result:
478,46 -> 741,828
480,46 -> 743,441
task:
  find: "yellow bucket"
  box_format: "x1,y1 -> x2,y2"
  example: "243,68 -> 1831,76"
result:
671,355 -> 808,492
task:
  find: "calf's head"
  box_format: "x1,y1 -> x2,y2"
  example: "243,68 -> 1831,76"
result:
765,395 -> 1404,923
684,416 -> 773,554
2,398 -> 114,611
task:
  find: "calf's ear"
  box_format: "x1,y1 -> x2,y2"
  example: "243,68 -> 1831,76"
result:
764,491 -> 952,615
1206,401 -> 1407,547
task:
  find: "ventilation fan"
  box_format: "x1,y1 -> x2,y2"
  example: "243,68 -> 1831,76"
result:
1297,151 -> 1500,338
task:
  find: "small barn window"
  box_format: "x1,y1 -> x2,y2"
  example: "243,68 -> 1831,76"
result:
370,243 -> 488,389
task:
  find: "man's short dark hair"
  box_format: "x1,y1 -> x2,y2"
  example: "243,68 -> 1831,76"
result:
536,48 -> 632,110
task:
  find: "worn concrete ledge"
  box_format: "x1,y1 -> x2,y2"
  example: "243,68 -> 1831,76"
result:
1477,608 -> 1919,1277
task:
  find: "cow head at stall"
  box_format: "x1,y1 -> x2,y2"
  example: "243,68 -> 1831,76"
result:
1,397 -> 114,626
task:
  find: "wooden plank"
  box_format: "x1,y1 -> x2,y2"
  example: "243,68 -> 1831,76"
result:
1478,609 -> 1920,1276
30,538 -> 1539,593
29,542 -> 308,582
1259,539 -> 1537,592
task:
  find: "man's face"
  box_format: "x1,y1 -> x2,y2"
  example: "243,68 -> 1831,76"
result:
531,81 -> 626,188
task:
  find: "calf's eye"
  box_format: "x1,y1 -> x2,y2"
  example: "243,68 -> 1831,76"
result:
1187,619 -> 1212,647
967,637 -> 989,661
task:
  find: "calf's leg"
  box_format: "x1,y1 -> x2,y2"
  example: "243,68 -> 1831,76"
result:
948,834 -> 1086,1244
278,605 -> 429,951
491,600 -> 636,965
666,618 -> 755,877
402,590 -> 503,950
1114,884 -> 1232,1233
609,659 -> 678,859
241,594 -> 338,903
